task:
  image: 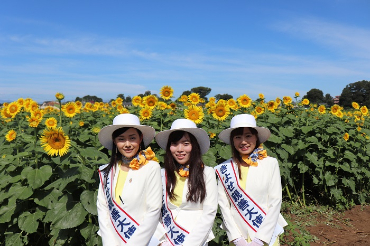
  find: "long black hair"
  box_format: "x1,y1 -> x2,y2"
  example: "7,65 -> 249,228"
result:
229,127 -> 260,179
164,130 -> 206,203
102,127 -> 145,186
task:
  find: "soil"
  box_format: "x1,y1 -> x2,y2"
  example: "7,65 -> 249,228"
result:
306,204 -> 370,245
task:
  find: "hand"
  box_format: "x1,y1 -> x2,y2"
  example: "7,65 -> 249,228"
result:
247,237 -> 264,246
233,237 -> 248,246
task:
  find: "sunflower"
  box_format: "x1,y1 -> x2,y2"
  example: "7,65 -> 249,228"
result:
283,96 -> 292,105
318,105 -> 326,114
139,107 -> 153,120
258,93 -> 264,99
212,102 -> 230,121
336,110 -> 344,118
7,102 -> 22,117
205,101 -> 216,108
209,132 -> 216,139
91,127 -> 100,134
45,117 -> 58,128
275,97 -> 281,105
75,101 -> 83,109
360,106 -> 368,116
143,95 -> 158,109
295,92 -> 300,97
31,109 -> 44,120
160,85 -> 174,100
184,105 -> 204,124
1,106 -> 12,119
55,92 -> 65,100
63,102 -> 79,118
17,98 -> 24,106
237,94 -> 252,108
79,121 -> 84,127
116,97 -> 123,105
30,101 -> 39,111
111,100 -> 117,108
267,101 -> 276,112
188,93 -> 201,105
209,97 -> 216,102
255,106 -> 265,115
117,104 -> 124,111
84,102 -> 93,111
119,107 -> 129,114
157,101 -> 168,110
302,99 -> 310,105
179,95 -> 188,102
227,99 -> 238,110
40,127 -> 71,157
5,130 -> 16,142
28,117 -> 41,128
352,102 -> 360,109
331,105 -> 340,115
343,133 -> 349,141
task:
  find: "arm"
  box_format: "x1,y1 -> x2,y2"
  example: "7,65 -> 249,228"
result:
254,159 -> 282,244
182,167 -> 218,246
129,162 -> 162,245
97,182 -> 120,246
216,166 -> 243,242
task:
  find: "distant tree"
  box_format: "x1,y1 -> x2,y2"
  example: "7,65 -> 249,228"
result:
75,95 -> 103,103
339,80 -> 370,108
138,90 -> 152,97
125,96 -> 132,103
75,97 -> 82,102
190,86 -> 212,99
117,94 -> 125,99
215,93 -> 233,101
324,93 -> 334,107
181,90 -> 192,96
303,89 -> 324,104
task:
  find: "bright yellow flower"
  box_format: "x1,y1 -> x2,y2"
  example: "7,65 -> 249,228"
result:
302,99 -> 310,105
254,106 -> 264,115
336,110 -> 344,118
205,101 -> 216,108
267,101 -> 276,112
360,106 -> 368,116
209,132 -> 216,139
28,117 -> 41,128
5,130 -> 16,142
331,105 -> 340,115
227,99 -> 238,110
352,102 -> 360,109
7,102 -> 22,117
258,93 -> 264,99
92,126 -> 100,134
169,102 -> 177,110
55,92 -> 65,100
40,127 -> 71,157
160,85 -> 174,100
179,95 -> 188,102
283,96 -> 292,105
63,102 -> 79,118
117,104 -> 124,111
143,95 -> 158,109
79,121 -> 84,127
357,126 -> 361,132
237,94 -> 252,108
318,105 -> 326,114
139,107 -> 153,120
343,133 -> 349,141
200,98 -> 205,103
209,97 -> 216,102
132,96 -> 142,107
157,101 -> 168,110
188,93 -> 200,105
184,105 -> 204,124
17,98 -> 24,106
275,97 -> 281,105
111,100 -> 117,108
212,102 -> 230,121
1,106 -> 12,119
30,101 -> 39,111
75,101 -> 83,109
45,117 -> 57,128
119,107 -> 129,114
295,92 -> 300,97
116,97 -> 123,105
31,109 -> 43,120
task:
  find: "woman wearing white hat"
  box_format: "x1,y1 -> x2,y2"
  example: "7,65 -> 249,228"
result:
97,113 -> 162,246
215,114 -> 287,246
154,119 -> 218,246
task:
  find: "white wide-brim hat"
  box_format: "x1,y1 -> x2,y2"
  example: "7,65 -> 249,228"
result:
98,113 -> 155,150
155,119 -> 210,155
219,114 -> 271,144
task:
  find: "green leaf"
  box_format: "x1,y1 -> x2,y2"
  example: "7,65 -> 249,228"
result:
298,162 -> 309,173
34,188 -> 63,209
301,126 -> 313,134
80,222 -> 99,240
344,151 -> 356,161
218,145 -> 231,160
26,165 -> 53,189
0,200 -> 16,223
80,190 -> 98,215
326,126 -> 339,133
325,172 -> 336,187
268,134 -> 282,144
281,144 -> 294,155
202,150 -> 217,167
280,127 -> 294,138
18,210 -> 44,233
8,183 -> 33,200
53,202 -> 88,229
276,148 -> 288,160
5,233 -> 23,246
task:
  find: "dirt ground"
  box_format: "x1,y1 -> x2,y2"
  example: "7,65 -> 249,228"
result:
307,204 -> 370,245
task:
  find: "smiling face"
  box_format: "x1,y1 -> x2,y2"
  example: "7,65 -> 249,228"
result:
169,132 -> 192,165
114,128 -> 143,159
232,127 -> 258,156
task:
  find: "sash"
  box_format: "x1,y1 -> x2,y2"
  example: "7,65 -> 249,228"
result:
98,165 -> 139,244
215,161 -> 284,246
160,170 -> 189,246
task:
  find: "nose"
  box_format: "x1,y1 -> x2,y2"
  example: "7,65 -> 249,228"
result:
177,144 -> 184,152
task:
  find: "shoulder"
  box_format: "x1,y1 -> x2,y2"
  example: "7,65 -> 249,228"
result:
214,158 -> 233,170
142,160 -> 161,171
204,166 -> 215,175
98,163 -> 109,171
258,156 -> 279,169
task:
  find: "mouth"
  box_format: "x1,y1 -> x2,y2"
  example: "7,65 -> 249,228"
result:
176,154 -> 186,160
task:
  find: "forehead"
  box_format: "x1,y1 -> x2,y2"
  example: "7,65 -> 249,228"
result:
117,128 -> 139,137
175,132 -> 191,142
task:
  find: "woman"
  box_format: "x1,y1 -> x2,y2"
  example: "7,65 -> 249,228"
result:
97,113 -> 162,246
154,119 -> 218,246
215,114 -> 287,246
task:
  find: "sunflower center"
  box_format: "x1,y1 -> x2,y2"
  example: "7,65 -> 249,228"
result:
48,134 -> 66,149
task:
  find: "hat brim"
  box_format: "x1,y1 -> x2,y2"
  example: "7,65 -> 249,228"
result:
155,128 -> 210,155
98,124 -> 155,150
218,126 -> 271,145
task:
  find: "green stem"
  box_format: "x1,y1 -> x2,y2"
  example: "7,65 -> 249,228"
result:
302,172 -> 306,207
34,127 -> 38,168
58,99 -> 62,127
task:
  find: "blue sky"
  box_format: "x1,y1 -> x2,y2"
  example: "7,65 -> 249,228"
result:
1,0 -> 369,103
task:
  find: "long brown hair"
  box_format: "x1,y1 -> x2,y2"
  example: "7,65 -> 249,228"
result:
164,130 -> 206,203
230,127 -> 260,179
102,127 -> 145,186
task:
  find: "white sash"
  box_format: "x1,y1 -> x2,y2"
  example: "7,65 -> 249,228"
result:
160,170 -> 190,245
98,165 -> 140,244
215,161 -> 284,246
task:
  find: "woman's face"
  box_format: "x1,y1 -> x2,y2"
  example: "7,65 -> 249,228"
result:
170,132 -> 192,165
232,127 -> 258,156
114,128 -> 143,159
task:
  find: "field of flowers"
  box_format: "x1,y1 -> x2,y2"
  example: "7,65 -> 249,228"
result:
1,86 -> 369,245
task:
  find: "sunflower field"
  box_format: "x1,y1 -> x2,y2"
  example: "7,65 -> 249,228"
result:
1,87 -> 369,245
